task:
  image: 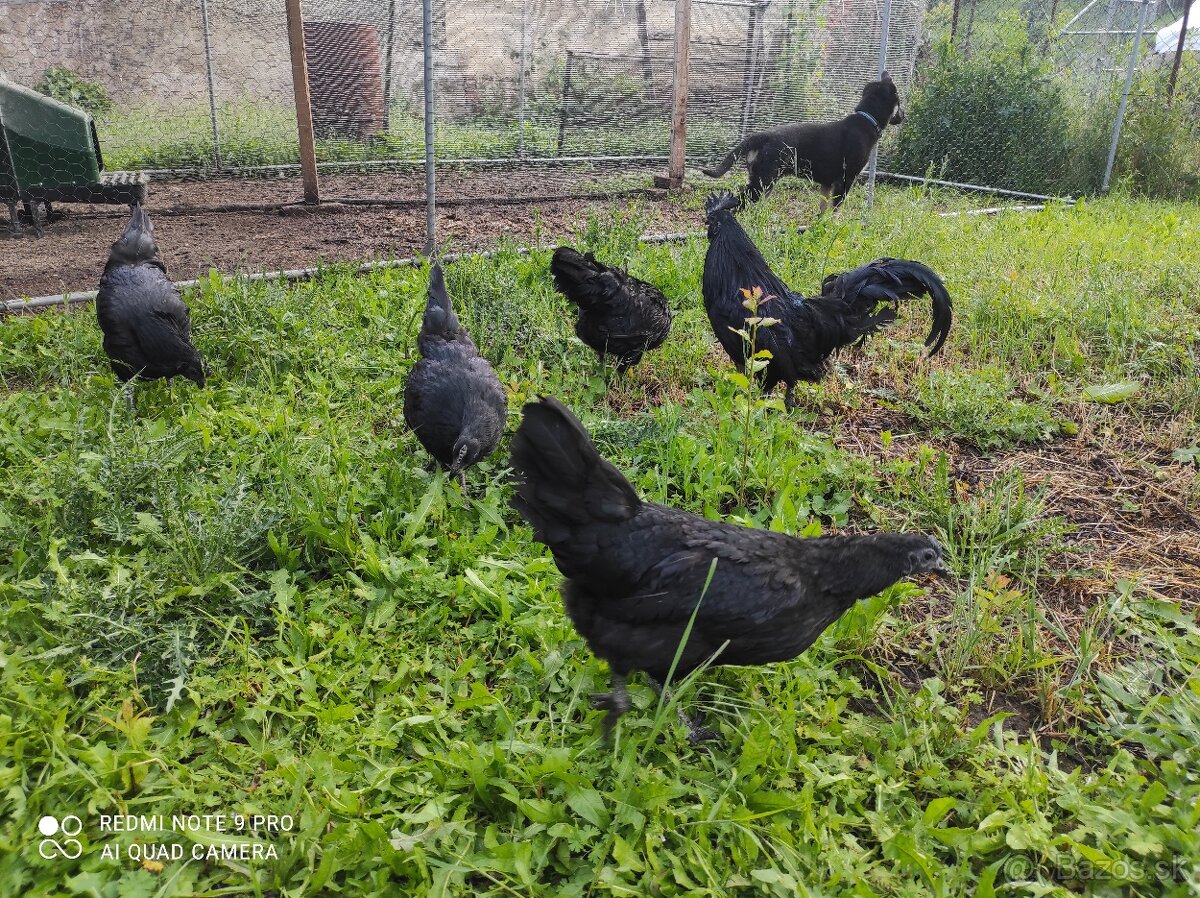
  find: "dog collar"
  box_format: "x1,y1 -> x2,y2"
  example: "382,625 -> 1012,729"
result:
855,110 -> 881,133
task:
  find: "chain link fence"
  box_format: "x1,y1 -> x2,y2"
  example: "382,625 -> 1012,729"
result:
1,0 -> 1197,253
881,0 -> 1199,198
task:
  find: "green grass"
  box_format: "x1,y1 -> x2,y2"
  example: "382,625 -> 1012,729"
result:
98,99 -> 739,172
1,192 -> 1199,896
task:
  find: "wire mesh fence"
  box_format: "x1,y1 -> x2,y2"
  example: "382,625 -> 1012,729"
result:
880,0 -> 1199,197
0,0 -> 1197,254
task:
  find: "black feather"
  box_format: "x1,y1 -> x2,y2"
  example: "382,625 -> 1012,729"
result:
95,204 -> 206,387
403,263 -> 507,475
550,247 -> 673,375
702,195 -> 953,407
509,396 -> 948,738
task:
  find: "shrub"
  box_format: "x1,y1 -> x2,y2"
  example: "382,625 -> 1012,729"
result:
889,25 -> 1073,195
1110,61 -> 1200,200
35,65 -> 113,117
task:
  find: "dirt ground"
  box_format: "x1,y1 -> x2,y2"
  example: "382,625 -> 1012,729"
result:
0,167 -> 702,301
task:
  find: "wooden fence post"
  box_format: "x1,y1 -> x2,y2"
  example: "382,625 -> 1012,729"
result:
285,0 -> 320,204
656,0 -> 691,190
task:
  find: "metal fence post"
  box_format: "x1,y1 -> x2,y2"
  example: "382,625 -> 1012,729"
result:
865,0 -> 891,209
384,0 -> 397,118
285,0 -> 320,204
1102,0 -> 1152,192
657,0 -> 692,189
636,0 -> 654,85
517,0 -> 528,158
556,51 -> 576,156
199,0 -> 222,169
422,0 -> 437,254
1168,0 -> 1193,98
739,4 -> 760,139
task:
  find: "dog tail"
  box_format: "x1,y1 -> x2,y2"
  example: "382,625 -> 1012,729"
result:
701,133 -> 769,178
701,150 -> 738,178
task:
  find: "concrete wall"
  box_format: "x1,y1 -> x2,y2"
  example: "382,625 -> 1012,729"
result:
0,0 -> 916,129
0,0 -> 292,105
0,0 -> 685,108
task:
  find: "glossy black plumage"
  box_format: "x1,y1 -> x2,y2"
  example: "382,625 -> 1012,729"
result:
702,191 -> 952,409
403,263 -> 507,481
550,247 -> 672,375
509,396 -> 948,740
95,204 -> 205,387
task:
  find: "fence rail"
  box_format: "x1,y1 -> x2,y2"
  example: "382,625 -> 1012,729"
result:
1,0 -> 1197,248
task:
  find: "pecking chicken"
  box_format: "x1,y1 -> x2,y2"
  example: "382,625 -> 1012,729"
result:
403,263 -> 507,489
509,395 -> 949,744
549,246 -> 673,376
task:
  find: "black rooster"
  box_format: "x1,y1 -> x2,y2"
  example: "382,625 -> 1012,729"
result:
702,192 -> 952,409
95,204 -> 205,400
403,263 -> 507,489
509,396 -> 948,743
549,247 -> 672,376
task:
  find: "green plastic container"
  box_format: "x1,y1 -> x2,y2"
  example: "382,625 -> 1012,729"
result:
0,78 -> 101,192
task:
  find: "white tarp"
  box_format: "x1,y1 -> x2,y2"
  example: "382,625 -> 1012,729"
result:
1155,2 -> 1199,53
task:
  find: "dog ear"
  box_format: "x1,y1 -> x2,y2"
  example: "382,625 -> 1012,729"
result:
881,71 -> 891,82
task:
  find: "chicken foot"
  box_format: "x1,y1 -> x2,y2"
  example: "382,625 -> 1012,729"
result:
646,676 -> 719,745
590,673 -> 632,738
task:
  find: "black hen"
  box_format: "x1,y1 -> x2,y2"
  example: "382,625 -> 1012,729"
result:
403,263 -> 507,488
549,247 -> 672,376
703,192 -> 952,409
509,396 -> 948,743
95,204 -> 205,393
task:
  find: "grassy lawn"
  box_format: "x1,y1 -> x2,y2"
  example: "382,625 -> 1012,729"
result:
1,190 -> 1198,896
97,100 -> 740,172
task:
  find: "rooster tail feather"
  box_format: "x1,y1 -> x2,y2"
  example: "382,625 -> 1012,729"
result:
826,258 -> 953,356
510,397 -> 641,546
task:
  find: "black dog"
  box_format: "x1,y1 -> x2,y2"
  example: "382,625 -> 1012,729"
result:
702,74 -> 904,211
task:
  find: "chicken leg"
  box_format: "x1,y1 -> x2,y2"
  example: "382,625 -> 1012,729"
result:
647,676 -> 719,745
590,672 -> 631,738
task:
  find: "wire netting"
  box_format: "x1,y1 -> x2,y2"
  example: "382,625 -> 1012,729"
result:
0,0 -> 1197,250
881,0 -> 1199,197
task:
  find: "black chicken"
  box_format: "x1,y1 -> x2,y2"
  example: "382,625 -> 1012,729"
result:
403,263 -> 507,489
509,396 -> 948,743
549,247 -> 673,376
95,204 -> 205,399
702,191 -> 952,410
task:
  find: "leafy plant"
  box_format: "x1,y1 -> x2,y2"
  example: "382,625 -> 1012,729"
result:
907,368 -> 1065,450
889,26 -> 1073,195
725,285 -> 782,504
35,65 -> 113,117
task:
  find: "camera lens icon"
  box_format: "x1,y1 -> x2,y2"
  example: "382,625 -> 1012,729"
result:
37,815 -> 83,859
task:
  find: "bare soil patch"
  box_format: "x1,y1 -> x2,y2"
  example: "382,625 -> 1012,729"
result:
818,360 -> 1199,743
0,167 -> 707,301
